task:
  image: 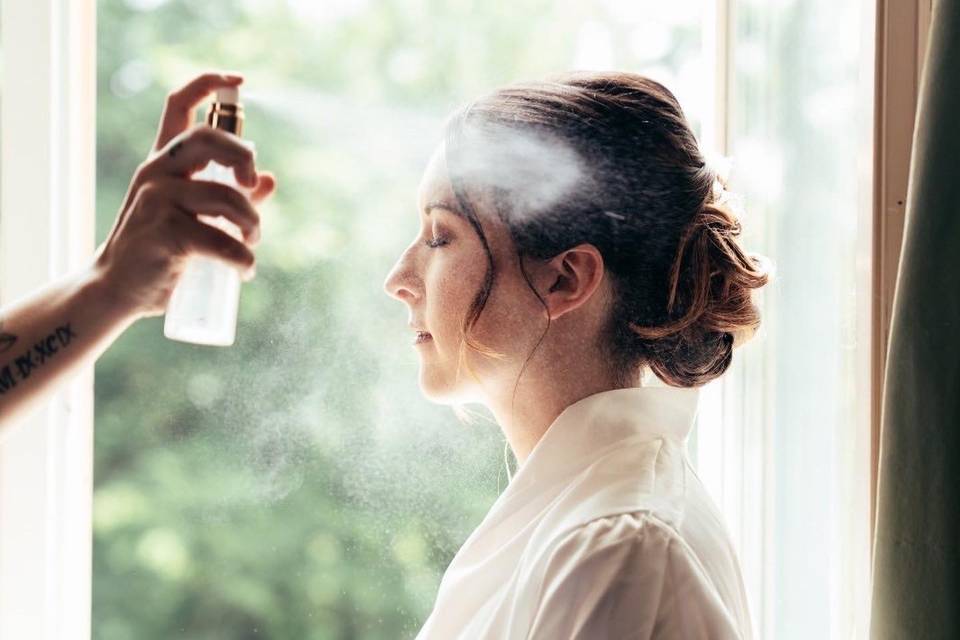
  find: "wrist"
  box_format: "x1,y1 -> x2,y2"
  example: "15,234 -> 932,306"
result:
78,259 -> 145,327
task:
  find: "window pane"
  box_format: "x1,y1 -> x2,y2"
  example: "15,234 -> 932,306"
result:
723,0 -> 873,637
93,2 -> 705,637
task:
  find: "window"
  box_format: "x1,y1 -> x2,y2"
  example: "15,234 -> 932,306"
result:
94,3 -> 709,638
0,0 -> 882,637
0,1 -> 96,637
692,1 -> 875,637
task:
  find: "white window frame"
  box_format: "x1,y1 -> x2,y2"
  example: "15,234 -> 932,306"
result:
0,1 -> 96,638
0,0 -> 925,637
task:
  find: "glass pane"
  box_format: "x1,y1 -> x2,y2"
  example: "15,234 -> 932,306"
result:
93,2 -> 705,637
725,0 -> 873,637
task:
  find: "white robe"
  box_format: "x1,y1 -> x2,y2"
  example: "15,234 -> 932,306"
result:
415,385 -> 754,639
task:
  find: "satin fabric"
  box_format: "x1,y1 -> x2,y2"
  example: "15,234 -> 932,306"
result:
415,385 -> 753,639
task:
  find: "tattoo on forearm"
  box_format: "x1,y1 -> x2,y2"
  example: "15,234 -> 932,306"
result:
168,141 -> 183,158
0,321 -> 17,354
0,323 -> 76,395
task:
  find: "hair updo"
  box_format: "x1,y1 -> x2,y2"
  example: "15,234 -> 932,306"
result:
442,71 -> 771,388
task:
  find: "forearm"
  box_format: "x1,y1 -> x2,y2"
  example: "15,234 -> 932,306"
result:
0,263 -> 138,430
0,73 -> 271,432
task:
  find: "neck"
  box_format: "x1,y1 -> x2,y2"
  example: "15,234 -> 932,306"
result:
484,348 -> 634,466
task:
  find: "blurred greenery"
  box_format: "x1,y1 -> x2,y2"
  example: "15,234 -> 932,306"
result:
93,0 -> 699,637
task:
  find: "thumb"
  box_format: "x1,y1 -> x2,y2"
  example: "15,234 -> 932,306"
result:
248,171 -> 277,205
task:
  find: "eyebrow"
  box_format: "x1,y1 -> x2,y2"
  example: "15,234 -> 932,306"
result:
423,200 -> 461,217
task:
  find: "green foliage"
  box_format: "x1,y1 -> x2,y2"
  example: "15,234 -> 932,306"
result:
94,1 -> 698,637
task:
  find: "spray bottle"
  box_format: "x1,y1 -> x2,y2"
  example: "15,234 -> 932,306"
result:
163,87 -> 254,346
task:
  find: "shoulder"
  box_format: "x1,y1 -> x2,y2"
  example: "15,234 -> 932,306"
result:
535,511 -> 689,585
525,511 -> 743,639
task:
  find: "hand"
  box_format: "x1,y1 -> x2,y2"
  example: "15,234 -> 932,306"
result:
93,71 -> 277,319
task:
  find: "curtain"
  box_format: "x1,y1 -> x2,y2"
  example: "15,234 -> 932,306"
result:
870,1 -> 960,638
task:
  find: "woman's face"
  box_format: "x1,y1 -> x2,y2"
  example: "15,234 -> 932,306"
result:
383,144 -> 549,404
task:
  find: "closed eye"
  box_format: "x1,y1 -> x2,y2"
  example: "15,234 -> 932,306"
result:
424,235 -> 449,249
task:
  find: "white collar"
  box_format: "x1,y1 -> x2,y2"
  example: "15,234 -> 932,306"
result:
449,384 -> 703,564
507,384 -> 701,496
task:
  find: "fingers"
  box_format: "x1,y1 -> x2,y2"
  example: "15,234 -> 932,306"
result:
165,178 -> 262,245
145,125 -> 258,188
154,72 -> 243,151
248,171 -> 277,204
174,214 -> 257,281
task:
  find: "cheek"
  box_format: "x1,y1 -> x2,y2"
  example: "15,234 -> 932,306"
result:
472,274 -> 541,349
467,253 -> 547,361
426,252 -> 487,340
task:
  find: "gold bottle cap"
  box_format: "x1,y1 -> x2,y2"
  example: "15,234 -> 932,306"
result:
206,88 -> 244,137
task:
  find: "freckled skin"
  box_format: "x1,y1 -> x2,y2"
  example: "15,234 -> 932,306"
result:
384,143 -> 623,463
381,144 -> 462,397
383,145 -> 546,403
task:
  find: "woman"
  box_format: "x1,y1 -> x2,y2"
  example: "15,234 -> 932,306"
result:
384,72 -> 770,638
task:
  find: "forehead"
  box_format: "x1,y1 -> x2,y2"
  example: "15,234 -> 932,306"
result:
414,143 -> 518,260
417,144 -> 456,209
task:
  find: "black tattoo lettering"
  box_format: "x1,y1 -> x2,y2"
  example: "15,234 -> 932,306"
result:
0,323 -> 76,395
14,351 -> 36,379
0,365 -> 15,392
0,321 -> 17,354
33,336 -> 57,364
56,324 -> 77,345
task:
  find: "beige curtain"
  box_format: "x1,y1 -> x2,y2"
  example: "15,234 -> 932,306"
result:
870,1 -> 960,637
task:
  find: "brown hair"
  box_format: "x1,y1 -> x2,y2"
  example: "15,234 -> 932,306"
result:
442,71 -> 771,389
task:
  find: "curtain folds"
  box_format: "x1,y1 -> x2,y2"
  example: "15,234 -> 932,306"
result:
870,1 -> 960,638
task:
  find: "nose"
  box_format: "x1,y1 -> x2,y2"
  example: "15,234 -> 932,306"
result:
383,248 -> 420,303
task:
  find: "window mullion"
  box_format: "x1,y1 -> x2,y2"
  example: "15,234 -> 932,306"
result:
0,1 -> 96,638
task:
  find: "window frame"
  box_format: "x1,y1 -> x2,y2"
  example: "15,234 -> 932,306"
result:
0,0 -> 925,636
0,1 -> 96,638
871,0 -> 932,543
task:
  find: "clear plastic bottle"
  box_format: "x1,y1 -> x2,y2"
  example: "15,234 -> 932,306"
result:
164,87 -> 253,347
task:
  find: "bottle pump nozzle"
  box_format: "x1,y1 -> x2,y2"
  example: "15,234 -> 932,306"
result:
206,87 -> 244,136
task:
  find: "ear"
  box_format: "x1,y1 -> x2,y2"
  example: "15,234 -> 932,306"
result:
540,243 -> 605,321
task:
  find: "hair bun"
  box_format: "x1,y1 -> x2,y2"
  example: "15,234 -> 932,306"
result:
629,200 -> 772,387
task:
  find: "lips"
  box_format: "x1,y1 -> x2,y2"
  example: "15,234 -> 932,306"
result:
409,322 -> 430,335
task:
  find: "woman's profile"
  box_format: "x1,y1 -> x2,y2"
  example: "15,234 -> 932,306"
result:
384,71 -> 770,639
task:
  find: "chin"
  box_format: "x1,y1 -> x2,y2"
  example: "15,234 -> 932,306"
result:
417,368 -> 478,405
417,376 -> 458,405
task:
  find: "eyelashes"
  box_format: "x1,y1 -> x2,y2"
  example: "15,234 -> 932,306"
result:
424,235 -> 450,249
422,222 -> 452,249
